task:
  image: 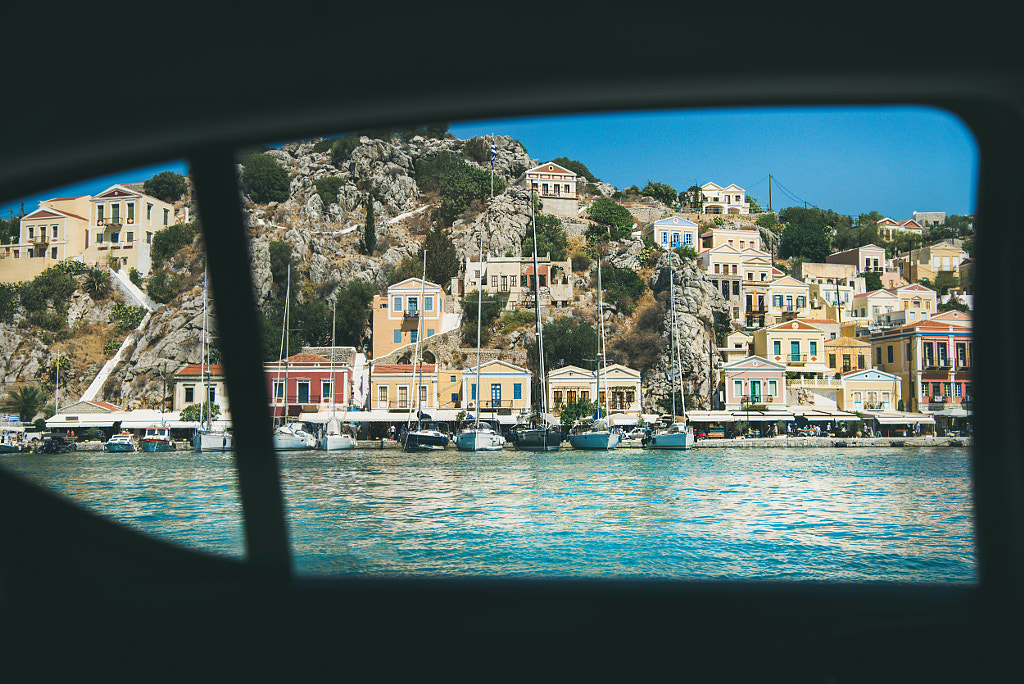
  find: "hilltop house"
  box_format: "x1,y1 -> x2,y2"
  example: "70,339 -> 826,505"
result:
520,162 -> 578,218
700,183 -> 749,215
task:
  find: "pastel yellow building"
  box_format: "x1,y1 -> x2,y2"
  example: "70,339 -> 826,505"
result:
369,363 -> 442,412
372,278 -> 457,360
766,275 -> 812,324
1,196 -> 91,283
547,363 -> 642,424
458,254 -> 573,309
824,336 -> 871,375
463,359 -> 531,416
81,185 -> 178,274
837,368 -> 900,413
699,225 -> 762,251
522,162 -> 578,218
752,320 -> 829,376
894,240 -> 968,284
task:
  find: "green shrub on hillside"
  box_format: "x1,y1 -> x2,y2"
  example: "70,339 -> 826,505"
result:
315,176 -> 345,206
415,151 -> 505,227
151,222 -> 198,269
146,270 -> 183,304
240,153 -> 290,204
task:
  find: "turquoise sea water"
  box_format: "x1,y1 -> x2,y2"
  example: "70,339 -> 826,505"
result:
2,445 -> 975,582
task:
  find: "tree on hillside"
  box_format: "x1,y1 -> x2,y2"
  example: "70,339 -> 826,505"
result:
151,222 -> 198,269
587,197 -> 635,241
777,207 -> 848,262
641,181 -> 678,206
550,157 -> 598,183
360,191 -> 377,255
535,317 -> 599,372
241,153 -> 290,204
859,270 -> 883,292
932,270 -> 959,296
460,290 -> 504,345
333,279 -> 375,348
2,385 -> 49,422
679,185 -> 703,212
421,223 -> 460,290
268,241 -> 297,295
415,150 -> 505,228
83,268 -> 112,299
144,171 -> 188,203
522,213 -> 567,261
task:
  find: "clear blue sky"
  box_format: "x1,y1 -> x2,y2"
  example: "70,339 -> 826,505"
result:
2,105 -> 976,222
449,105 -> 978,220
1,160 -> 190,221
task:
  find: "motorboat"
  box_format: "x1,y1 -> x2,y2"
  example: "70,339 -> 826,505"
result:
319,419 -> 356,451
274,422 -> 318,451
0,424 -> 26,453
104,432 -> 137,452
140,426 -> 175,452
646,421 -> 695,450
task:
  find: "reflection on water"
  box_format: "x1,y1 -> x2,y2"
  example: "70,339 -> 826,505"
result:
2,446 -> 975,582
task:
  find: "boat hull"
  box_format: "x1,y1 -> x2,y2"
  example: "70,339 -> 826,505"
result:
319,434 -> 356,451
193,431 -> 234,452
140,440 -> 174,452
647,431 -> 695,450
402,430 -> 449,452
569,430 -> 622,450
514,428 -> 562,451
455,429 -> 504,452
104,443 -> 136,452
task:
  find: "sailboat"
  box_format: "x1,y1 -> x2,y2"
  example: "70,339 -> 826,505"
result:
456,186 -> 504,452
568,258 -> 621,450
402,252 -> 449,452
319,301 -> 355,451
646,252 -> 695,450
513,191 -> 561,451
193,272 -> 235,452
273,266 -> 318,451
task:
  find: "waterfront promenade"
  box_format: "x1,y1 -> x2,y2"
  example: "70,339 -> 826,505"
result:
63,436 -> 971,452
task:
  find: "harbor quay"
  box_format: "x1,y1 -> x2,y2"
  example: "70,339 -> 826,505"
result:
63,436 -> 971,451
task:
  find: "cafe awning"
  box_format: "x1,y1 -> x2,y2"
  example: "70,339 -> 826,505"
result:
872,412 -> 935,425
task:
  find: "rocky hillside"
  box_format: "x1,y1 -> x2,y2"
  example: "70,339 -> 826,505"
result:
7,129 -> 734,416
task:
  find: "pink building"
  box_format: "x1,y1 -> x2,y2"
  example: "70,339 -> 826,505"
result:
265,352 -> 353,418
719,355 -> 787,409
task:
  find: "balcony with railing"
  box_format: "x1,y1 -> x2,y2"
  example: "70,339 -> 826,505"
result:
788,376 -> 843,389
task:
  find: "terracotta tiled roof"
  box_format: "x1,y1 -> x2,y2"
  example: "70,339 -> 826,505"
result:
176,364 -> 226,376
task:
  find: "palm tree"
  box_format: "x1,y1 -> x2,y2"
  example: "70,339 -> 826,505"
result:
2,385 -> 50,422
83,268 -> 112,299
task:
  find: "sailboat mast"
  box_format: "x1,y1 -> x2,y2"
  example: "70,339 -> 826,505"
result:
597,258 -> 609,421
410,251 -> 427,430
669,254 -> 678,420
530,191 -> 548,419
284,266 -> 290,423
330,301 -> 337,419
475,214 -> 484,430
202,271 -> 210,431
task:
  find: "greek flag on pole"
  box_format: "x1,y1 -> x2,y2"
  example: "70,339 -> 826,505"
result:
490,140 -> 496,168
